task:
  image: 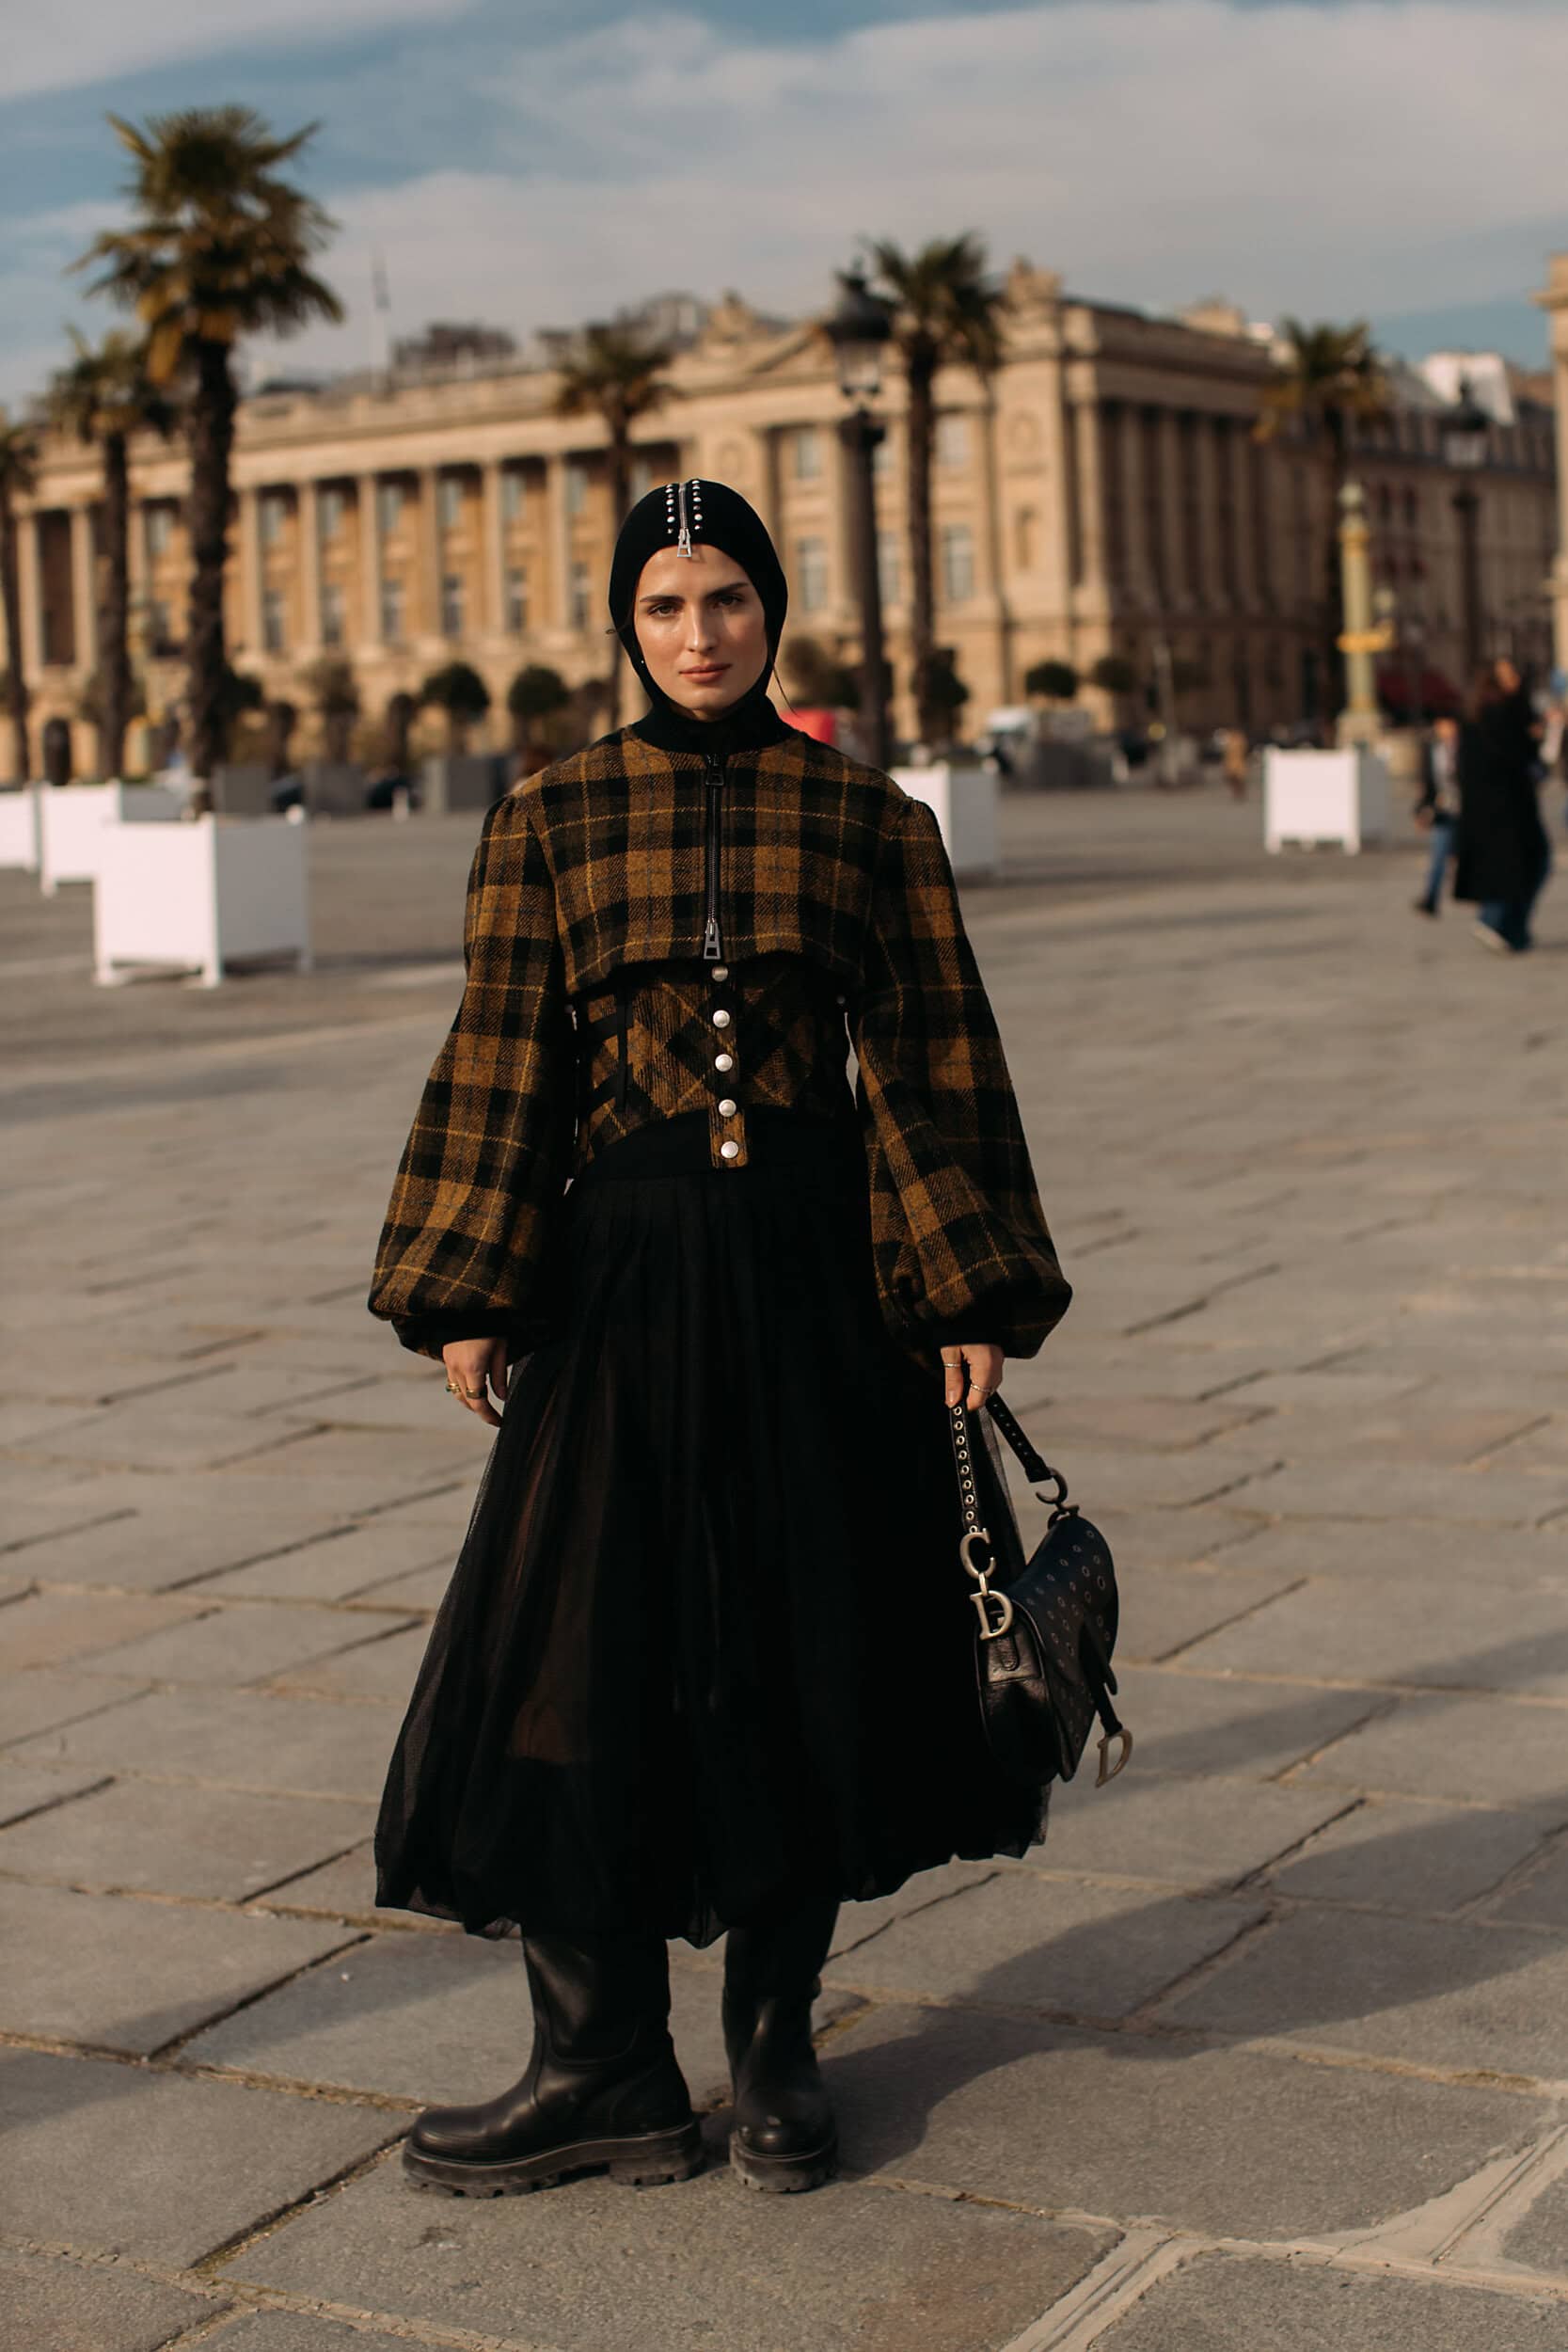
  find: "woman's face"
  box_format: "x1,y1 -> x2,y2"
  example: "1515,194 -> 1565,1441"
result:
633,546 -> 769,720
1495,656 -> 1521,693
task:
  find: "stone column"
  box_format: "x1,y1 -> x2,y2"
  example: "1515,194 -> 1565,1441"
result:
1228,420 -> 1258,613
1069,383 -> 1107,607
16,511 -> 41,678
236,487 -> 262,654
417,467 -> 442,640
1121,410 -> 1148,611
481,459 -> 506,636
71,505 -> 98,671
1161,411 -> 1188,613
755,426 -> 782,542
545,453 -> 573,630
1539,253 -> 1568,671
358,474 -> 382,648
296,480 -> 322,651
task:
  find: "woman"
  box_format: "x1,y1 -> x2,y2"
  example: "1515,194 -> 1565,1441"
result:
1453,658 -> 1551,953
367,479 -> 1069,2201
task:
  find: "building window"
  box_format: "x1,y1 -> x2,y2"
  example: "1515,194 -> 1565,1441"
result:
795,535 -> 829,612
565,463 -> 588,517
321,580 -> 345,648
440,572 -> 466,638
936,413 -> 970,470
791,427 -> 822,483
940,522 -> 974,605
261,586 -> 287,654
438,474 -> 464,532
871,432 -> 893,477
630,455 -> 657,504
380,576 -> 405,644
570,561 -> 592,628
878,531 -> 902,608
376,481 -> 404,538
501,469 -> 526,523
318,486 -> 345,541
144,505 -> 173,559
260,493 -> 287,548
506,566 -> 529,632
148,597 -> 177,656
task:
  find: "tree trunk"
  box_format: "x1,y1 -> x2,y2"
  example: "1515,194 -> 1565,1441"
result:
0,494 -> 30,784
904,345 -> 937,744
607,424 -> 631,727
185,337 -> 238,798
100,432 -> 132,779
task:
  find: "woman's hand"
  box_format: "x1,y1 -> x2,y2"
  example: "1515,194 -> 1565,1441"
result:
940,1342 -> 1003,1412
441,1338 -> 509,1428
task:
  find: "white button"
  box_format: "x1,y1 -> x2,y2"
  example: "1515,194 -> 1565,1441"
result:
714,1052 -> 734,1072
835,992 -> 847,1006
712,1008 -> 731,1028
712,964 -> 729,980
720,1139 -> 740,1160
718,1097 -> 736,1117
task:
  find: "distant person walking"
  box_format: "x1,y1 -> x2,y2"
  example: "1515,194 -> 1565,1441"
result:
1412,714 -> 1461,918
1453,659 -> 1551,954
1221,727 -> 1249,801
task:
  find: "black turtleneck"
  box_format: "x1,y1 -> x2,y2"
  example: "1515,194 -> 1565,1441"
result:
629,686 -> 795,761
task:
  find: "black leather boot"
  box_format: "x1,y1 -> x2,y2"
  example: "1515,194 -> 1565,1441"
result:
721,1899 -> 840,2191
404,1931 -> 701,2196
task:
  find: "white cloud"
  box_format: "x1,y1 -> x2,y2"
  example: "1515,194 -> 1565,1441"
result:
5,1 -> 1563,400
312,3 -> 1566,352
8,0 -> 471,103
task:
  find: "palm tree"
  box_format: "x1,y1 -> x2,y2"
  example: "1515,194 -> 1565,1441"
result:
554,324 -> 674,533
47,330 -> 175,778
76,106 -> 341,804
0,413 -> 40,785
1257,319 -> 1389,722
555,324 -> 673,724
864,234 -> 1004,742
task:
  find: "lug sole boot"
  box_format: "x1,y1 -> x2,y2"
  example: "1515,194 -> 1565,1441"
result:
722,1899 -> 840,2192
404,1931 -> 702,2197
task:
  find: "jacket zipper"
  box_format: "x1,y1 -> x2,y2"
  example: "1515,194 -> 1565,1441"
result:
702,751 -> 724,962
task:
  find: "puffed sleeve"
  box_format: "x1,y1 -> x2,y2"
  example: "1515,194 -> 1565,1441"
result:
852,790 -> 1070,1360
367,790 -> 576,1359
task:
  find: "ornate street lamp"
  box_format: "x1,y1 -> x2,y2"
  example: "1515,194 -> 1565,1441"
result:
825,268 -> 895,769
1443,377 -> 1490,675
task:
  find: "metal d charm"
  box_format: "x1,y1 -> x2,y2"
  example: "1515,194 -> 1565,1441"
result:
959,1525 -> 1014,1641
1096,1727 -> 1134,1787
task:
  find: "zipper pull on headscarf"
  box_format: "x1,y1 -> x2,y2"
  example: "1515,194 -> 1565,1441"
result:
675,478 -> 705,560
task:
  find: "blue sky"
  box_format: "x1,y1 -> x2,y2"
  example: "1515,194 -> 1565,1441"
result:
4,0 -> 1563,405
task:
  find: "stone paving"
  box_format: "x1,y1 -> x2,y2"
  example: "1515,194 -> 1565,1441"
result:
2,784 -> 1566,2352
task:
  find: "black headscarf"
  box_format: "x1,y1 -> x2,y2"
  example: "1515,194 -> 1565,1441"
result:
610,478 -> 791,755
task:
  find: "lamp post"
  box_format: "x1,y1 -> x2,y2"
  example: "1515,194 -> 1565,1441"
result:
1336,482 -> 1391,744
1443,378 -> 1490,676
825,269 -> 895,770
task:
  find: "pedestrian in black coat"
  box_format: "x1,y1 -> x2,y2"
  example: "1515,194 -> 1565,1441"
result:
1452,660 -> 1551,952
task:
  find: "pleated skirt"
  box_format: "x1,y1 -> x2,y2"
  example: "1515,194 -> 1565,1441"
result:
373,1106 -> 1047,1947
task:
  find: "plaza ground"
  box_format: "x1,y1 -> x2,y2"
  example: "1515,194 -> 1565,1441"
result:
2,782 -> 1566,2351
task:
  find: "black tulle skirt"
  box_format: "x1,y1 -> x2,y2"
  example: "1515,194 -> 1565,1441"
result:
373,1106 -> 1046,1947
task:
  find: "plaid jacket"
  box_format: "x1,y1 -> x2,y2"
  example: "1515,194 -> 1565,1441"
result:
368,724 -> 1070,1361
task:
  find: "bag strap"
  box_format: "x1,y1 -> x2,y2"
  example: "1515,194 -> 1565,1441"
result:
983,1391 -> 1067,1502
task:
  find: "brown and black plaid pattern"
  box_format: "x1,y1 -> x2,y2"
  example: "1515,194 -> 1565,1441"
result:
575,954 -> 854,1172
369,728 -> 1069,1360
368,789 -> 576,1355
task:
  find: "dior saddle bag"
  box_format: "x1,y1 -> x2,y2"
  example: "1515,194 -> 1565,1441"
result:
948,1391 -> 1132,1790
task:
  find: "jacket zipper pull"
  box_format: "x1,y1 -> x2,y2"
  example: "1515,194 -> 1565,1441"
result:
702,752 -> 724,961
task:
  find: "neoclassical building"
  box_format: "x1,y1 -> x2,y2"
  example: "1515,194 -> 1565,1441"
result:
1539,251 -> 1568,671
7,261 -> 1559,779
